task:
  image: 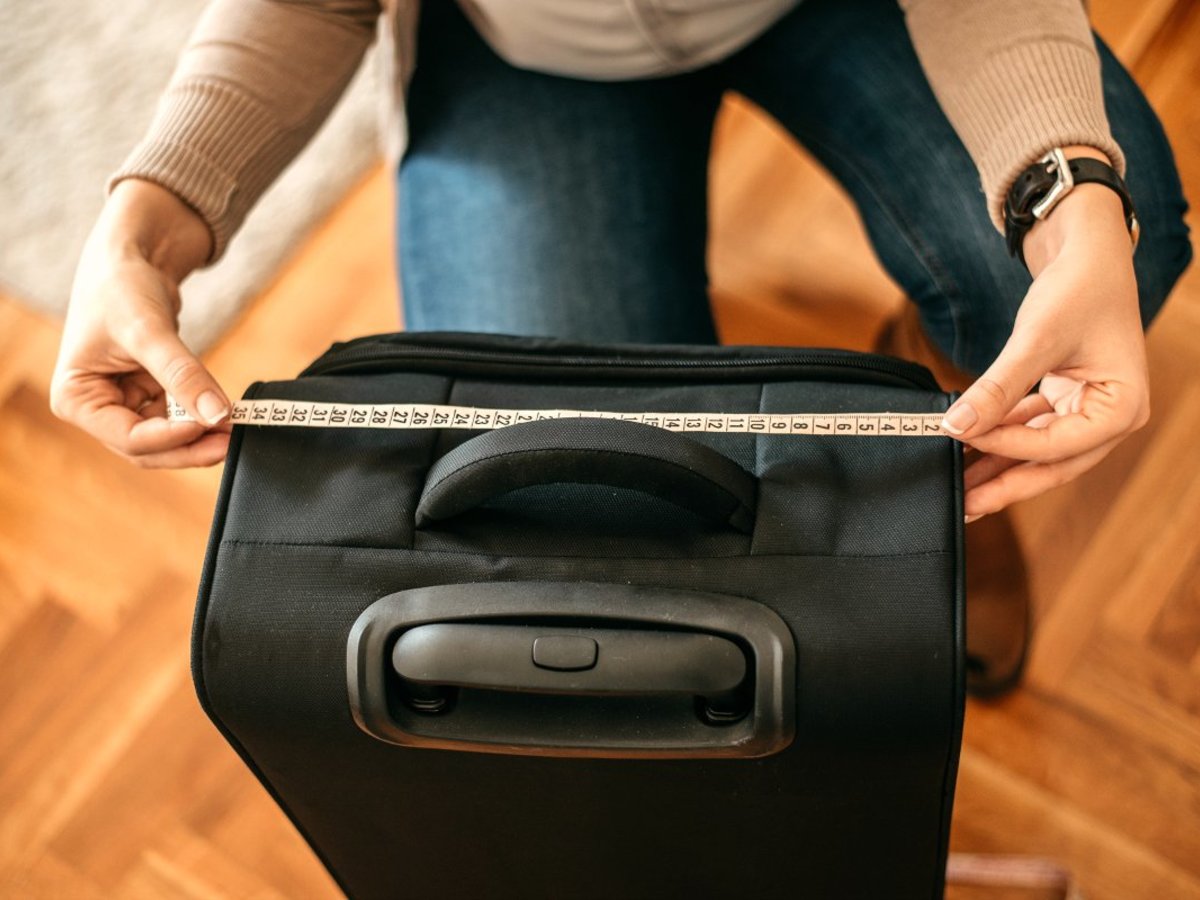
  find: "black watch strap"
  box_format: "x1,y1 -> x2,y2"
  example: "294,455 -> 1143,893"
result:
1004,154 -> 1139,269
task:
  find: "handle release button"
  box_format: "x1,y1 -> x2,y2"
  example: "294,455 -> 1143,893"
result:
532,635 -> 598,671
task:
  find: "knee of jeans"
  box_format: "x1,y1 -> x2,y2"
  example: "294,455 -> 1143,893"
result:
919,254 -> 1032,380
1096,35 -> 1194,327
1132,205 -> 1193,330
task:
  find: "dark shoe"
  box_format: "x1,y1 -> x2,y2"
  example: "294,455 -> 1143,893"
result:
963,509 -> 1031,698
874,304 -> 1032,698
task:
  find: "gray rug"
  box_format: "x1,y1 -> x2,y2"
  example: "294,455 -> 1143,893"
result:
1,0 -> 382,352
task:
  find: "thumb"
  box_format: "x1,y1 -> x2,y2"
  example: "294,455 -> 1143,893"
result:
123,317 -> 230,426
940,337 -> 1047,440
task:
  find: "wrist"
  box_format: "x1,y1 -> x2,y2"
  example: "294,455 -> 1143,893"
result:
1020,146 -> 1133,276
102,178 -> 214,279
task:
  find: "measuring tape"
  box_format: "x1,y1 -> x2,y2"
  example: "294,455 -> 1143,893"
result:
167,397 -> 948,437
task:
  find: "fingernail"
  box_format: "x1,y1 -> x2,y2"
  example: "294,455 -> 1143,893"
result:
197,391 -> 229,426
964,513 -> 983,524
941,402 -> 978,435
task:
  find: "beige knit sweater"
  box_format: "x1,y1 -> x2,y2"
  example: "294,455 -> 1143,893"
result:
108,0 -> 1124,265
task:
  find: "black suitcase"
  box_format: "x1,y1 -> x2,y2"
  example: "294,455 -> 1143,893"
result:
192,331 -> 965,899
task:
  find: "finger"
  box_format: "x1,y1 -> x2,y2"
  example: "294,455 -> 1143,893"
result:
53,370 -> 210,454
963,379 -> 1140,462
117,430 -> 232,469
118,373 -> 156,413
964,408 -> 1062,496
127,375 -> 233,436
964,435 -> 1123,516
120,370 -> 167,409
1039,373 -> 1086,413
126,414 -> 214,454
959,399 -> 1052,492
136,391 -> 169,419
1000,393 -> 1054,425
940,333 -> 1050,440
964,410 -> 1058,490
964,452 -> 1023,492
93,405 -> 214,455
120,317 -> 230,426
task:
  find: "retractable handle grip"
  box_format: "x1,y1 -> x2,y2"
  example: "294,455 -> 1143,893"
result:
414,417 -> 757,532
348,582 -> 797,758
392,624 -> 747,715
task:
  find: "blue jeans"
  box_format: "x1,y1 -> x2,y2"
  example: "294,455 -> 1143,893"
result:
397,0 -> 1191,377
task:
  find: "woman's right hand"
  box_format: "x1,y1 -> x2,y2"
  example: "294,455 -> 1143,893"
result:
50,178 -> 233,468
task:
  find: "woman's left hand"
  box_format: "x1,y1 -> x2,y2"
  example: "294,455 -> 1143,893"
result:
939,149 -> 1149,521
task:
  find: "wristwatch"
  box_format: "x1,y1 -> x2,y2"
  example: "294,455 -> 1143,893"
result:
1004,147 -> 1140,269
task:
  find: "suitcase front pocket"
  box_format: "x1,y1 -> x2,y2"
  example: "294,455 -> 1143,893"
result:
347,581 -> 795,759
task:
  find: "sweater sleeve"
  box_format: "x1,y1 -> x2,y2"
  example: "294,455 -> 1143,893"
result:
898,0 -> 1125,232
106,0 -> 381,265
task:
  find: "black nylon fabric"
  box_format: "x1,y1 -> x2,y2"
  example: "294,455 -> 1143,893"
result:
194,332 -> 965,900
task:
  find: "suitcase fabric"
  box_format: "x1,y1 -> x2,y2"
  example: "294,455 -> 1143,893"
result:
192,331 -> 966,900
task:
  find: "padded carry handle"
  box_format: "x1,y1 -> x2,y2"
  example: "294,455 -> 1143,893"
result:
415,417 -> 756,532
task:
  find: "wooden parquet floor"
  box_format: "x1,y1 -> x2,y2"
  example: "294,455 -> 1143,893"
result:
2,2 -> 1198,897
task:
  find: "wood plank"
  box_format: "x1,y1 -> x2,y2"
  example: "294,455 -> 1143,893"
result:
1091,0 -> 1182,66
0,853 -> 108,900
1024,386 -> 1200,687
1059,631 -> 1200,769
952,747 -> 1200,900
963,691 -> 1200,876
115,824 -> 289,900
0,383 -> 211,632
0,576 -> 190,867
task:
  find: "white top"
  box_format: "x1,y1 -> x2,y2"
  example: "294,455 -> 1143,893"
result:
457,0 -> 800,79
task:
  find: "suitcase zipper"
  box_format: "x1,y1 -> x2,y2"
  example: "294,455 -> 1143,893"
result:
301,336 -> 940,391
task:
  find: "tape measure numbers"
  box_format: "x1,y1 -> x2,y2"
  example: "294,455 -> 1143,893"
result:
167,397 -> 948,437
